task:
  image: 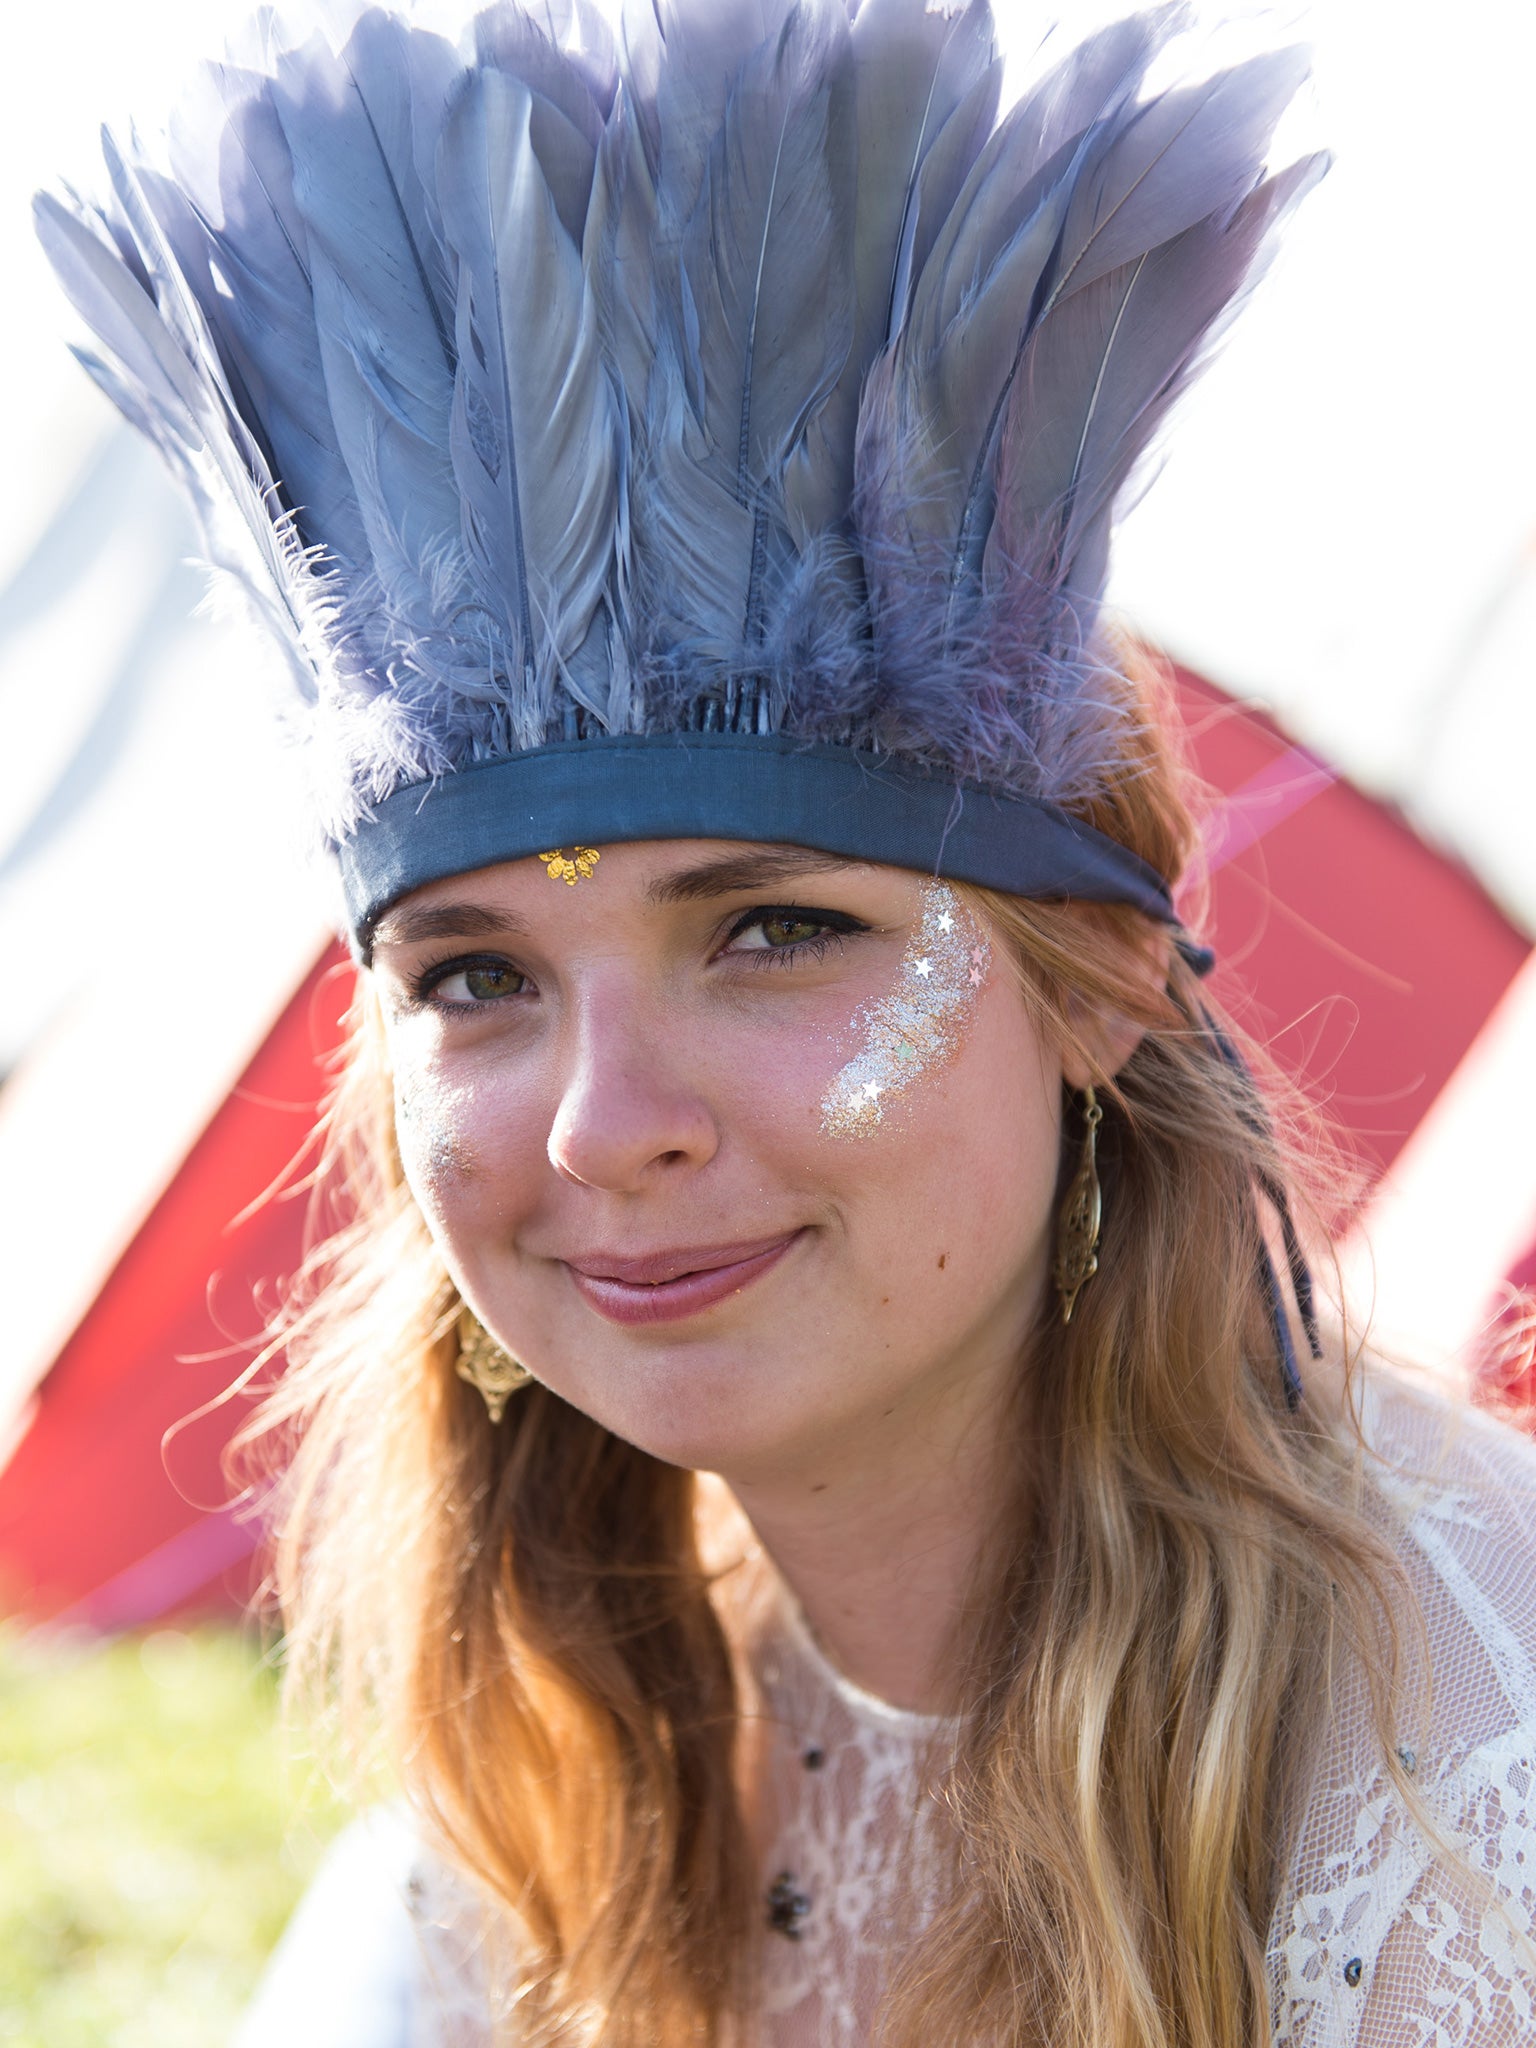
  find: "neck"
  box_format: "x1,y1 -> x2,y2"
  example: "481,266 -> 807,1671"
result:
723,1356 -> 1021,1715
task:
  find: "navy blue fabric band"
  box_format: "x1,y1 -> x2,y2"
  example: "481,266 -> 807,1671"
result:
337,732 -> 1177,952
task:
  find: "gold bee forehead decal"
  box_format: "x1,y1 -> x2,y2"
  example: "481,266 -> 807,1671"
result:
539,847 -> 601,885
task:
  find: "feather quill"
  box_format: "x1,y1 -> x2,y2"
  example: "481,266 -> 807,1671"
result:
628,0 -> 855,690
862,35 -> 1311,601
33,169 -> 333,708
782,0 -> 998,543
989,149 -> 1330,606
437,66 -> 620,734
586,83 -> 662,405
639,0 -> 801,234
157,62 -> 369,566
271,18 -> 463,615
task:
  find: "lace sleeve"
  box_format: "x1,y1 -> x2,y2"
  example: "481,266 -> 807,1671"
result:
1270,1380 -> 1536,2048
1355,1732 -> 1536,2047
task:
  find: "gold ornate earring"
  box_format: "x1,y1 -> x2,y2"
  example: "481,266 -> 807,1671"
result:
455,1307 -> 532,1422
1053,1085 -> 1104,1325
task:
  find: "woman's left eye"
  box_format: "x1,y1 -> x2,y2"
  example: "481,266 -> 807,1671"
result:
723,907 -> 863,962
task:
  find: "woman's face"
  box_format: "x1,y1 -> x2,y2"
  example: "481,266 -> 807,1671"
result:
370,841 -> 1067,1483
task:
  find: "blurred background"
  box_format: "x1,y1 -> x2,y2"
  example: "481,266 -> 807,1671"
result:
0,0 -> 1532,2039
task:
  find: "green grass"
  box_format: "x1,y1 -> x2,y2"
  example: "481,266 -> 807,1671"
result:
0,1623 -> 345,2048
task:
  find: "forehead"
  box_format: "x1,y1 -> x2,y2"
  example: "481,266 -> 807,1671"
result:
368,840 -> 886,951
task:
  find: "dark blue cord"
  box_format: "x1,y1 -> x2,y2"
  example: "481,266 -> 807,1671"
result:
1197,1006 -> 1321,1411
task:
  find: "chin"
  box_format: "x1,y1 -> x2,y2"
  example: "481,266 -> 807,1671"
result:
539,1328 -> 836,1478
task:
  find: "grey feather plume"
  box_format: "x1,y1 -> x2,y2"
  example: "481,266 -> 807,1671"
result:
36,0 -> 1327,836
853,16 -> 1327,798
34,139 -> 334,711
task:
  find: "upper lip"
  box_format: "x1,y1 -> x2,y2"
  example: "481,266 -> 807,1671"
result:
562,1234 -> 799,1287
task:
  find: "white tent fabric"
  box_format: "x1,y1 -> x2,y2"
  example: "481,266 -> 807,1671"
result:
0,435 -> 331,1432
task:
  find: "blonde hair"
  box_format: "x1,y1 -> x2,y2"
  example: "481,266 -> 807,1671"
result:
242,649 -> 1416,2046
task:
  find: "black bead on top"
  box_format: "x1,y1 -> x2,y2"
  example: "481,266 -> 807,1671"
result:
766,1871 -> 813,1941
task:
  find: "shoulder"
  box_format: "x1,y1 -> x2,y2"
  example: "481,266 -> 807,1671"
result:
232,1807 -> 422,2047
1359,1372 -> 1536,1761
1269,1370 -> 1536,2048
232,1805 -> 495,2048
1357,1367 -> 1536,1528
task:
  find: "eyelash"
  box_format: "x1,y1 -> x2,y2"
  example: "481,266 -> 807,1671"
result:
407,952 -> 528,1009
721,904 -> 867,968
406,905 -> 867,1013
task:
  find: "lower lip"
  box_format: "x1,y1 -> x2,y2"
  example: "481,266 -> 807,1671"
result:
566,1234 -> 802,1326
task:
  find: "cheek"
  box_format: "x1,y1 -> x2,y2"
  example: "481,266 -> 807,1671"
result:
393,1073 -> 473,1192
812,946 -> 1063,1334
892,990 -> 1058,1229
390,1051 -> 538,1240
820,882 -> 989,1137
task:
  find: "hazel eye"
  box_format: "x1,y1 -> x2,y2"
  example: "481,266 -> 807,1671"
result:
428,959 -> 528,1005
723,905 -> 866,965
738,913 -> 834,951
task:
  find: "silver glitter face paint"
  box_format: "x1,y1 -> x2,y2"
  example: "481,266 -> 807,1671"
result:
395,1079 -> 475,1191
820,881 -> 991,1137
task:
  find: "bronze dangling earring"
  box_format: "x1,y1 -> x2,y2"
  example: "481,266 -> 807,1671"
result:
454,1306 -> 532,1423
1053,1085 -> 1104,1325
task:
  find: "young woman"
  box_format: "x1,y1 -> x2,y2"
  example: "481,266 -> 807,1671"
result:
40,2 -> 1536,2043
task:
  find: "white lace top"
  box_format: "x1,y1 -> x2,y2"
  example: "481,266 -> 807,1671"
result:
1267,1381 -> 1536,2048
241,1376 -> 1536,2046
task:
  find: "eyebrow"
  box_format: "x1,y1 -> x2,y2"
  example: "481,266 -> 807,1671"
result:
645,847 -> 860,904
371,901 -> 532,950
369,846 -> 860,951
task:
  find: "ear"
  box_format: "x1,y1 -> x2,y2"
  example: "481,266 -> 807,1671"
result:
1059,925 -> 1173,1091
1060,1010 -> 1144,1091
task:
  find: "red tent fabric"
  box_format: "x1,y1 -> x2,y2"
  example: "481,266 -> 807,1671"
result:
0,668 -> 1528,1625
1180,670 -> 1528,1181
0,953 -> 354,1625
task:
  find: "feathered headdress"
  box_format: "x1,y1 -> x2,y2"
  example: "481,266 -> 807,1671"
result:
35,0 -> 1325,950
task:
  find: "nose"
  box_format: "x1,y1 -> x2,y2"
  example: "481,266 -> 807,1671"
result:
546,990 -> 720,1192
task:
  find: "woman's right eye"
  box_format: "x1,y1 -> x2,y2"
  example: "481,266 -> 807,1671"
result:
416,958 -> 529,1008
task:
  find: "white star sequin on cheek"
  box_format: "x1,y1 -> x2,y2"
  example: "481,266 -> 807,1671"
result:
820,882 -> 992,1137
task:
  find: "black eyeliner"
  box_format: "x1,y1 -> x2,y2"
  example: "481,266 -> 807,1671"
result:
722,902 -> 870,944
406,949 -> 527,1006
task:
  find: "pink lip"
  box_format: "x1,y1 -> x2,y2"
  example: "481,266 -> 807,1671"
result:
564,1232 -> 803,1326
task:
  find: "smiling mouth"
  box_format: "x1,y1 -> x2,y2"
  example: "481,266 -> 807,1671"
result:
564,1232 -> 804,1326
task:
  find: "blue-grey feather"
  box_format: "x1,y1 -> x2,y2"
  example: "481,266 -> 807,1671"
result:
158,67 -> 368,566
586,84 -> 661,403
34,178 -> 333,712
271,21 -> 462,611
436,66 -> 620,728
36,0 -> 1324,841
474,3 -> 608,242
627,0 -> 856,703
